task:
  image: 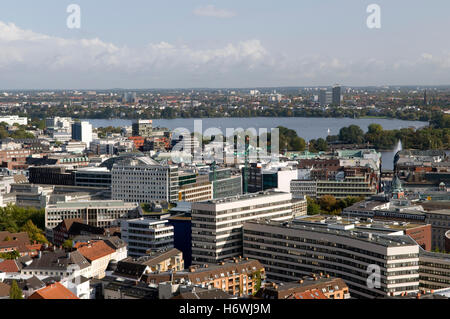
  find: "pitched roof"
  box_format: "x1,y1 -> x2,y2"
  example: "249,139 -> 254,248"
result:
28,282 -> 79,299
4,276 -> 46,291
0,231 -> 30,252
290,289 -> 328,300
0,282 -> 11,298
113,261 -> 148,280
76,241 -> 115,262
0,260 -> 20,273
172,288 -> 232,299
24,250 -> 90,271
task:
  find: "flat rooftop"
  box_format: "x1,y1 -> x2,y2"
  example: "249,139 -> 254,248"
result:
47,200 -> 138,209
201,190 -> 289,205
246,219 -> 418,248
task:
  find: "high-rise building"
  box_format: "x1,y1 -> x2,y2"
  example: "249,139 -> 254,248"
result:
132,119 -> 153,137
71,121 -> 93,148
191,191 -> 293,264
123,92 -> 137,103
332,85 -> 342,106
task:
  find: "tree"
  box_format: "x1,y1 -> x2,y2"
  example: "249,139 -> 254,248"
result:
307,197 -> 321,215
0,250 -> 20,260
62,239 -> 73,250
9,280 -> 23,299
21,220 -> 48,244
339,125 -> 364,144
318,195 -> 338,213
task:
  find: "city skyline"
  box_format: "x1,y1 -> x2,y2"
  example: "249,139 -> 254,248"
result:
1,1 -> 450,89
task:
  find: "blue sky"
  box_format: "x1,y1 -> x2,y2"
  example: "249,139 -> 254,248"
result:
0,0 -> 450,89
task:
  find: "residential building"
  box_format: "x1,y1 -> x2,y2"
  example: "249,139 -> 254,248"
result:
143,257 -> 265,297
28,282 -> 79,299
113,248 -> 184,280
21,250 -> 92,279
255,275 -> 350,299
75,240 -> 120,279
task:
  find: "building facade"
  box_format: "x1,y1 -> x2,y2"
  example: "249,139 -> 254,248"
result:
243,219 -> 420,299
111,156 -> 179,203
121,218 -> 174,257
191,191 -> 294,264
45,200 -> 142,229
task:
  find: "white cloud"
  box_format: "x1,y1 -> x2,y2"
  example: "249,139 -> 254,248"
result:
1,21 -> 450,88
193,5 -> 236,18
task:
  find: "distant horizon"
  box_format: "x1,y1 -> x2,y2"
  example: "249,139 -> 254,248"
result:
2,84 -> 450,92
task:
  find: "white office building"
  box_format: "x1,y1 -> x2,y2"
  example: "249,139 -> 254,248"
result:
243,219 -> 420,299
45,200 -> 142,229
72,121 -> 93,148
0,115 -> 28,126
191,191 -> 293,264
111,156 -> 179,203
121,218 -> 174,257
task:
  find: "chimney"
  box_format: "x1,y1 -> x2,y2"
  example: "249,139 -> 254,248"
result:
416,293 -> 421,299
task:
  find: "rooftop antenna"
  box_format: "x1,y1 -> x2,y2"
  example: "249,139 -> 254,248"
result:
243,136 -> 250,194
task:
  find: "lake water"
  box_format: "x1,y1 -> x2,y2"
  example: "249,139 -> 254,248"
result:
86,117 -> 426,140
85,117 -> 428,170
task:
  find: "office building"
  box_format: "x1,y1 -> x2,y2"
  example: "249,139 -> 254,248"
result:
243,219 -> 420,298
332,85 -> 342,106
318,89 -> 332,107
0,115 -> 28,126
74,167 -> 111,188
45,200 -> 142,229
121,218 -> 174,257
111,156 -> 179,203
132,119 -> 153,137
191,191 -> 293,264
72,121 -> 93,148
419,249 -> 450,290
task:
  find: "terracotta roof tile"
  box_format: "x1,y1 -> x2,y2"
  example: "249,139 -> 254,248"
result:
76,240 -> 115,262
28,282 -> 78,299
0,260 -> 20,273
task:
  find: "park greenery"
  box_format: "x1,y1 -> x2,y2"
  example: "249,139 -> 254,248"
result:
307,195 -> 365,215
0,205 -> 48,244
322,113 -> 450,150
0,122 -> 35,139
